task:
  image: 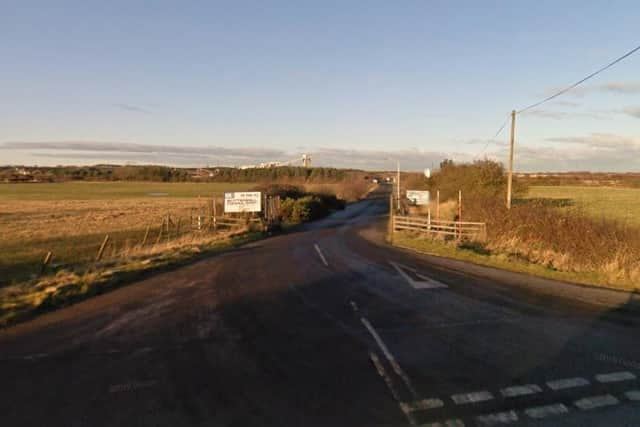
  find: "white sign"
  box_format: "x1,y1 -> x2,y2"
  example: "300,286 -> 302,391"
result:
406,190 -> 430,205
224,191 -> 262,213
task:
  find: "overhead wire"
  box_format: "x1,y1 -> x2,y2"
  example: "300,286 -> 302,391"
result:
475,43 -> 640,159
517,43 -> 640,114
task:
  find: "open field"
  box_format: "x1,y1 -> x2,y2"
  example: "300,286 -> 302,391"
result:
0,182 -> 257,286
523,185 -> 640,227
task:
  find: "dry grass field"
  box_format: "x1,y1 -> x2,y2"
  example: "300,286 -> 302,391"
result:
0,182 -> 256,286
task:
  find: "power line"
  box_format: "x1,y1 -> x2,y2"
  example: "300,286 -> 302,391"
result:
517,43 -> 640,114
474,114 -> 510,159
475,43 -> 640,161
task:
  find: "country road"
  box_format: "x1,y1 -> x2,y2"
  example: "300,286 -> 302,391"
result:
2,188 -> 640,426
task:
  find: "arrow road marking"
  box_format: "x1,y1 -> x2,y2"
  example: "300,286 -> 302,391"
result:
389,261 -> 448,289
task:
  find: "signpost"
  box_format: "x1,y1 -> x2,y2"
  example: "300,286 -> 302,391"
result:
224,191 -> 262,213
406,190 -> 430,206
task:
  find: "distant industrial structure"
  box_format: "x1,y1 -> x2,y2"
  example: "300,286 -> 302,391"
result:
238,154 -> 311,170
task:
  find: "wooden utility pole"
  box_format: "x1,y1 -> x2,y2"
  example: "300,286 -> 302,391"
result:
506,109 -> 516,210
396,160 -> 400,211
388,193 -> 394,243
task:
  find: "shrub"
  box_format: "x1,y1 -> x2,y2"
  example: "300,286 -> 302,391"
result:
428,159 -> 528,202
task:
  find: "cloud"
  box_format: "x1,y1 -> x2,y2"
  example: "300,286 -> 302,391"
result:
0,141 -> 285,160
545,133 -> 640,150
520,109 -> 607,120
542,80 -> 640,99
114,103 -> 151,114
594,81 -> 640,94
309,147 -> 470,170
0,140 -> 466,170
622,106 -> 640,119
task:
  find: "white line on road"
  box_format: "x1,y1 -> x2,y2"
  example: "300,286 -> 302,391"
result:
400,398 -> 444,413
574,394 -> 619,410
476,410 -> 518,425
314,243 -> 329,267
546,377 -> 590,390
360,316 -> 419,398
422,419 -> 465,427
595,371 -> 636,383
389,261 -> 448,289
451,390 -> 494,405
524,403 -> 569,419
369,352 -> 418,427
500,384 -> 542,398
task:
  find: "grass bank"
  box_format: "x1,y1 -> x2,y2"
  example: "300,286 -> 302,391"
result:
392,232 -> 614,289
0,230 -> 263,327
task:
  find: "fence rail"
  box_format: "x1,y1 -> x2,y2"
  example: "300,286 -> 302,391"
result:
392,215 -> 486,240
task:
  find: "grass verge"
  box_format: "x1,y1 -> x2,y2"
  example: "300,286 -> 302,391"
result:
392,232 -> 633,291
0,230 -> 263,328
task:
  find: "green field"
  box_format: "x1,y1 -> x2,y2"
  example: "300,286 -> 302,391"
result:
0,181 -> 256,200
524,185 -> 640,227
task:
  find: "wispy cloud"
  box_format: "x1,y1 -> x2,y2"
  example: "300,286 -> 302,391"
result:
545,133 -> 640,150
595,81 -> 640,94
622,106 -> 640,119
520,109 -> 607,120
114,103 -> 151,114
542,80 -> 640,99
484,135 -> 640,172
0,140 -> 465,170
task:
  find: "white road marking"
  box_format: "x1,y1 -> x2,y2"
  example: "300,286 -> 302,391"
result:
500,384 -> 542,397
546,377 -> 590,390
451,390 -> 494,405
400,398 -> 444,413
369,352 -> 418,427
108,380 -> 158,393
625,390 -> 640,401
389,261 -> 448,289
314,244 -> 329,267
524,403 -> 569,419
574,394 -> 619,410
360,316 -> 419,398
595,371 -> 636,383
422,419 -> 465,427
476,410 -> 518,425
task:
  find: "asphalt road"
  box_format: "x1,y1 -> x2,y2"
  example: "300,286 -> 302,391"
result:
2,187 -> 640,426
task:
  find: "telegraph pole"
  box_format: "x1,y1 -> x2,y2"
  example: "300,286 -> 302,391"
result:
506,110 -> 516,210
396,160 -> 400,210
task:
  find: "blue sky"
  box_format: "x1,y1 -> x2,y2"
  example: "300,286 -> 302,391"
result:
1,0 -> 639,171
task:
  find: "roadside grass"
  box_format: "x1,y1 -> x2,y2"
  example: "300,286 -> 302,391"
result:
0,230 -> 263,327
523,185 -> 640,227
392,232 -> 621,290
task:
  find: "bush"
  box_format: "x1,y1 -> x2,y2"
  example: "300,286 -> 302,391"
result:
428,159 -> 528,202
278,193 -> 345,225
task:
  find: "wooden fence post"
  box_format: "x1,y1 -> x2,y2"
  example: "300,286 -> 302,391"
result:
141,224 -> 150,247
40,251 -> 52,274
96,235 -> 110,261
155,218 -> 165,245
436,190 -> 440,220
213,197 -> 217,231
